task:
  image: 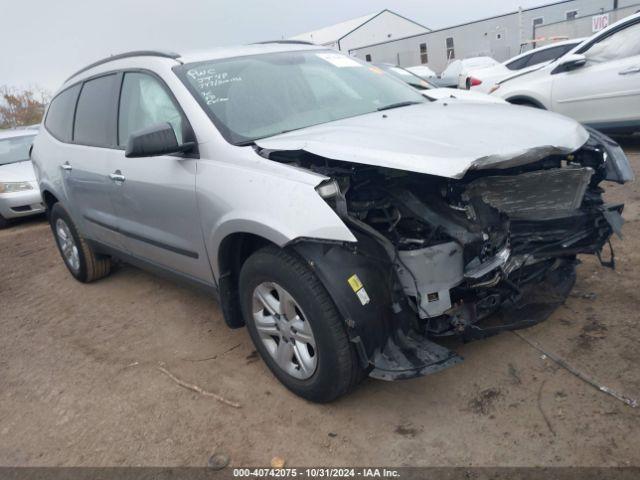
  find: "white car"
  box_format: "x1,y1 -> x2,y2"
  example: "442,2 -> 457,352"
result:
406,65 -> 437,80
435,57 -> 499,88
491,13 -> 640,133
460,39 -> 584,92
0,129 -> 44,228
375,63 -> 506,104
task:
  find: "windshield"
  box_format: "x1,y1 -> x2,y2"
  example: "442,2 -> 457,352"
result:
376,64 -> 435,90
0,134 -> 36,166
177,50 -> 426,145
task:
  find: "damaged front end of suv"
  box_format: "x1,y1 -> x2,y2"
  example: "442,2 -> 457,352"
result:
257,124 -> 634,381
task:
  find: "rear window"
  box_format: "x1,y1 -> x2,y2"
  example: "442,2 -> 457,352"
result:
44,84 -> 81,142
73,74 -> 118,147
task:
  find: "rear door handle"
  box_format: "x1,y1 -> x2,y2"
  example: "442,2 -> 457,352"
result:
61,162 -> 72,171
109,171 -> 126,184
619,66 -> 640,75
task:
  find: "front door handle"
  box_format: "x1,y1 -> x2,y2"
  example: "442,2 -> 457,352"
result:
619,66 -> 640,75
60,162 -> 72,171
109,171 -> 126,184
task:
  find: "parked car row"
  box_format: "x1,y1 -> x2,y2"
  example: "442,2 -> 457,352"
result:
490,13 -> 640,134
459,38 -> 584,92
30,36 -> 633,401
405,12 -> 639,133
373,63 -> 505,104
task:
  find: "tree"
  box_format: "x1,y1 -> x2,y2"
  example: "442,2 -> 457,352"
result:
0,86 -> 51,129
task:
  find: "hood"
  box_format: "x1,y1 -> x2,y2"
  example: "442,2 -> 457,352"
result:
0,160 -> 37,183
255,102 -> 588,179
423,88 -> 506,104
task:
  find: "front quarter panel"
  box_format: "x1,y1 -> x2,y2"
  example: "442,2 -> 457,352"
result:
196,145 -> 357,279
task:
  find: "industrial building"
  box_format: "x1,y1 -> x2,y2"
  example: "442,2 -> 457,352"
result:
290,9 -> 431,53
293,0 -> 639,74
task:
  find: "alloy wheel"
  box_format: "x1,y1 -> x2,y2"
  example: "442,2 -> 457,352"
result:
252,282 -> 317,379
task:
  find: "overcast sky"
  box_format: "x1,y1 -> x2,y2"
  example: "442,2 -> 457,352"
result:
3,0 -> 552,92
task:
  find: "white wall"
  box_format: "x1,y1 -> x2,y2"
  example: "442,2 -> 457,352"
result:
338,11 -> 429,53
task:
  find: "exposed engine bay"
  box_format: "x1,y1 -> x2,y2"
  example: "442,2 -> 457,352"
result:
257,127 -> 633,380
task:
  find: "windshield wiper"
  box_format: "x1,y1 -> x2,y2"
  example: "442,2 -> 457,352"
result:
377,101 -> 423,112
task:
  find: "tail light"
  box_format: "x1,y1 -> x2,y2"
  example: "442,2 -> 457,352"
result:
469,77 -> 483,87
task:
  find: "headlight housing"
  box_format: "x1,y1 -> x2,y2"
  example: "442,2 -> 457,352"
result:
0,182 -> 34,194
315,179 -> 340,199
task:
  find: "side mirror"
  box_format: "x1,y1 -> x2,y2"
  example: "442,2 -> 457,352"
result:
552,54 -> 587,74
125,122 -> 195,158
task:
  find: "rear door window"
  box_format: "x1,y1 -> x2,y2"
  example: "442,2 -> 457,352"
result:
44,84 -> 81,142
74,74 -> 119,147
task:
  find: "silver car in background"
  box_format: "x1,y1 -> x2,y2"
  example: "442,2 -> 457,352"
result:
0,129 -> 44,228
32,44 -> 633,402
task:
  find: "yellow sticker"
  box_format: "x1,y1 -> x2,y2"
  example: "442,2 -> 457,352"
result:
348,274 -> 364,292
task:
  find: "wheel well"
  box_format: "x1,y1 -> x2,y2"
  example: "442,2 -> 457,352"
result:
217,233 -> 275,328
506,96 -> 546,109
42,190 -> 59,213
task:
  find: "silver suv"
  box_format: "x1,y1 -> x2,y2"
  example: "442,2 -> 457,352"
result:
32,43 -> 633,402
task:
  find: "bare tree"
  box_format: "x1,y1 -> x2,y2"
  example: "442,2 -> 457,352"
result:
0,85 -> 51,129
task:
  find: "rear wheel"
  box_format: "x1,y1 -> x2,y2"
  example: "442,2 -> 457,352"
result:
49,203 -> 111,283
239,246 -> 363,402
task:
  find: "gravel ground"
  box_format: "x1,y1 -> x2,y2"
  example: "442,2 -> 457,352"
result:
1,139 -> 639,467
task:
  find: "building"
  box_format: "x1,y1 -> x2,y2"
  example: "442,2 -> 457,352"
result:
289,9 -> 431,54
349,0 -> 639,73
535,1 -> 640,45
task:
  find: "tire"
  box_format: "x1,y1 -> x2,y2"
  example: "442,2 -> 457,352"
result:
239,246 -> 363,403
49,203 -> 111,283
0,214 -> 9,229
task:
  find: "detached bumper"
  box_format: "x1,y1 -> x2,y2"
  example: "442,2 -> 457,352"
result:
0,187 -> 45,219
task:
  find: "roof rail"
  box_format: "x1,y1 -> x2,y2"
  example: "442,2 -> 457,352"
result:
66,50 -> 181,82
253,40 -> 315,46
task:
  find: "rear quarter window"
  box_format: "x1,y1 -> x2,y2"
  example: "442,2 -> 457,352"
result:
73,74 -> 119,147
44,84 -> 81,142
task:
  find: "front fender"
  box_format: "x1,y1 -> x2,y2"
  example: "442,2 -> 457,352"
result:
292,233 -> 462,380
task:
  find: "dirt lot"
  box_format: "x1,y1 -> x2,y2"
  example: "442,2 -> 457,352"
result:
1,138 -> 640,468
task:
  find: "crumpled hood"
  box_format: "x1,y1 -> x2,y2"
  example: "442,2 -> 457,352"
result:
0,160 -> 37,183
256,102 -> 589,179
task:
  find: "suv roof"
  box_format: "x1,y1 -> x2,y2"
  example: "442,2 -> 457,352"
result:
66,50 -> 180,82
65,43 -> 325,85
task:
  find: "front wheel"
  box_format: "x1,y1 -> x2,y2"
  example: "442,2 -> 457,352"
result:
239,246 -> 363,402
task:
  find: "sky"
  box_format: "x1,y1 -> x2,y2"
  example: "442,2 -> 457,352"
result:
2,0 -> 553,92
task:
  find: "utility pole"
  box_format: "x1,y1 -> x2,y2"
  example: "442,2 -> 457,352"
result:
518,6 -> 523,51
